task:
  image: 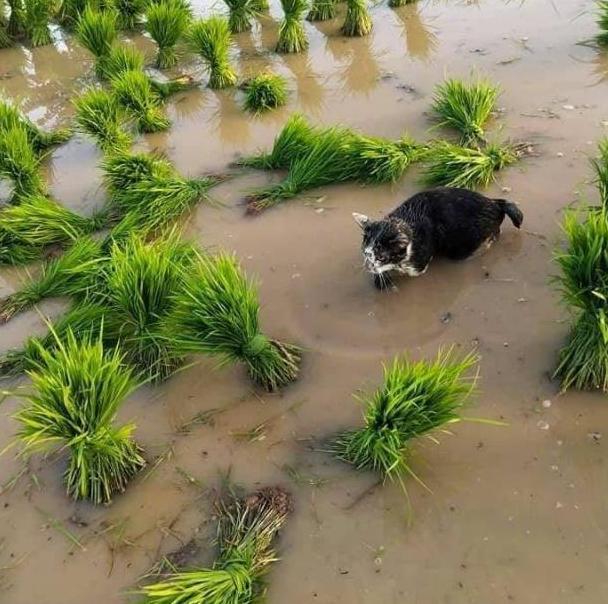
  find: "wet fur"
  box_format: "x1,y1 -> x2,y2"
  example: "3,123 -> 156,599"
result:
354,187 -> 523,289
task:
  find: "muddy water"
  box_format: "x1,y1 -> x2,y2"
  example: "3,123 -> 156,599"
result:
2,0 -> 608,602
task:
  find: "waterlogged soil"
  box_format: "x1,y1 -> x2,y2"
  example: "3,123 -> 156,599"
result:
2,0 -> 608,602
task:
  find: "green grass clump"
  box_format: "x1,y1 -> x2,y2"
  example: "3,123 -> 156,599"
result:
7,0 -> 26,37
75,7 -> 118,75
23,0 -> 53,46
554,210 -> 608,391
57,0 -> 91,29
112,0 -> 143,30
0,21 -> 12,48
342,0 -> 372,37
238,113 -> 318,170
0,124 -> 46,200
0,237 -> 104,324
188,16 -> 237,89
223,0 -> 258,33
111,69 -> 171,133
331,349 -> 477,484
167,252 -> 301,391
420,140 -> 519,189
140,487 -> 292,604
98,43 -> 146,80
145,0 -> 191,68
276,0 -> 308,53
431,76 -> 499,143
0,101 -> 71,153
597,1 -> 608,46
307,0 -> 335,21
243,72 -> 288,114
12,331 -> 146,504
73,87 -> 132,152
591,138 -> 608,206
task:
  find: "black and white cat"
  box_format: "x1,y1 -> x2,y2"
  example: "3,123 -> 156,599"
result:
353,187 -> 523,289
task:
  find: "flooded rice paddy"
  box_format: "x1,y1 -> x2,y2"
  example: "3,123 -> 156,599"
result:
2,0 -> 608,602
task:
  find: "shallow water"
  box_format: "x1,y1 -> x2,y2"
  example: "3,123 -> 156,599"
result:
2,0 -> 608,602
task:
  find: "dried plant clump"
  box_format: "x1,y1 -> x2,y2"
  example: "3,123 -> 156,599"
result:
342,0 -> 372,37
276,0 -> 308,53
243,72 -> 288,114
597,0 -> 608,46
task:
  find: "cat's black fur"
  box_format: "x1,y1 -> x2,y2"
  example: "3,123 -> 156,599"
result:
353,187 -> 523,289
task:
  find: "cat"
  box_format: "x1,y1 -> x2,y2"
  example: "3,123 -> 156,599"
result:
353,187 -> 524,289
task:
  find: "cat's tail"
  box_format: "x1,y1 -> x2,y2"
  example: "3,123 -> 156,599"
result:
495,199 -> 523,228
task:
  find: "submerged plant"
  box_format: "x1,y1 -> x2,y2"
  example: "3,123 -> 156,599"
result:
307,0 -> 336,21
342,0 -> 372,37
591,138 -> 608,206
0,124 -> 46,200
188,16 -> 237,89
73,87 -> 132,152
223,0 -> 257,33
276,0 -> 308,53
167,252 -> 301,391
554,210 -> 608,391
75,7 -> 118,75
140,487 -> 292,604
145,0 -> 191,68
23,0 -> 53,46
13,331 -> 146,504
420,141 -> 519,189
242,72 -> 288,114
331,349 -> 478,484
431,76 -> 499,143
98,43 -> 146,80
597,0 -> 608,46
111,69 -> 170,133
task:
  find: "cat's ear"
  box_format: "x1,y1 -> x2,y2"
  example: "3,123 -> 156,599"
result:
352,212 -> 370,229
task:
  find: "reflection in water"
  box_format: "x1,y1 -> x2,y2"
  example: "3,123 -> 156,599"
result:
212,91 -> 251,146
393,4 -> 438,62
170,87 -> 207,120
338,35 -> 380,96
286,52 -> 326,114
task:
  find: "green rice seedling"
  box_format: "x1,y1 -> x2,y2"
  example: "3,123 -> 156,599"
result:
388,0 -> 416,7
591,138 -> 608,206
242,72 -> 288,114
251,0 -> 268,10
73,87 -> 132,152
331,349 -> 477,485
12,331 -> 146,504
145,0 -> 191,69
111,69 -> 171,133
57,0 -> 91,29
112,0 -> 143,30
7,0 -> 26,37
597,0 -> 608,46
0,124 -> 46,200
420,141 -> 519,189
553,209 -> 608,390
0,230 -> 40,266
97,43 -> 145,80
307,0 -> 335,21
238,113 -> 319,170
187,16 -> 237,89
0,19 -> 12,48
23,0 -> 53,46
223,0 -> 257,34
246,126 -> 359,212
276,0 -> 308,53
0,237 -> 104,324
0,101 -> 71,153
75,7 -> 118,75
140,486 -> 292,604
342,0 -> 372,37
431,76 -> 499,143
166,252 -> 301,391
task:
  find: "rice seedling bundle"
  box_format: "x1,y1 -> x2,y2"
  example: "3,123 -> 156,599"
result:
0,19 -> 12,48
75,7 -> 118,74
420,140 -> 519,189
276,0 -> 308,53
242,72 -> 288,114
0,237 -> 104,324
73,87 -> 133,152
597,0 -> 608,46
0,124 -> 46,200
251,0 -> 268,10
112,0 -> 143,30
187,16 -> 237,89
111,69 -> 171,132
591,138 -> 608,206
307,0 -> 335,22
554,210 -> 608,390
222,0 -> 258,34
341,0 -> 372,37
97,43 -> 145,80
7,0 -> 26,37
388,0 -> 416,8
12,331 -> 146,504
0,101 -> 71,153
431,76 -> 499,143
331,349 -> 477,485
57,0 -> 92,29
101,150 -> 174,196
23,0 -> 52,46
145,0 -> 191,68
140,487 -> 292,603
166,252 -> 301,391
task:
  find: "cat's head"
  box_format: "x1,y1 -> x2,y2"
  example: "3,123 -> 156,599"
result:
353,212 -> 413,274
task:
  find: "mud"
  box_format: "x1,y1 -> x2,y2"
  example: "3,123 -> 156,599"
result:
2,1 -> 608,602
